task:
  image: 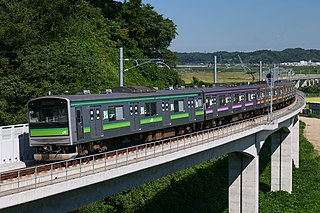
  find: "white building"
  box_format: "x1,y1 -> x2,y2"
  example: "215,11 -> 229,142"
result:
280,60 -> 320,66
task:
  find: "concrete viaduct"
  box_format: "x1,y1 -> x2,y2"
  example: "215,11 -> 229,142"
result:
279,75 -> 320,88
0,91 -> 305,212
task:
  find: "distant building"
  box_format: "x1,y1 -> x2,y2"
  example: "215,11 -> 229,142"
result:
304,102 -> 320,114
176,64 -> 210,68
280,60 -> 320,66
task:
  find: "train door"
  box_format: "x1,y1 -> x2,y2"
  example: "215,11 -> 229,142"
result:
162,99 -> 171,126
75,107 -> 84,141
130,102 -> 140,131
188,98 -> 196,121
89,106 -> 103,139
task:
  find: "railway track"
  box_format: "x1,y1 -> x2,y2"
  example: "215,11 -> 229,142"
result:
0,93 -> 305,196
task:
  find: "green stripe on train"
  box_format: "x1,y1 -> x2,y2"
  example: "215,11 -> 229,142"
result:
84,127 -> 90,133
103,121 -> 131,130
170,112 -> 189,120
140,116 -> 163,124
30,128 -> 69,137
196,110 -> 204,116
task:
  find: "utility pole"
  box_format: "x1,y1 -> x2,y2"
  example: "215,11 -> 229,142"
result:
214,55 -> 217,84
259,61 -> 263,81
119,47 -> 124,87
267,70 -> 274,122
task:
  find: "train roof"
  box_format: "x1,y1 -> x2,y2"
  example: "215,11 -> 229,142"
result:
29,81 -> 293,104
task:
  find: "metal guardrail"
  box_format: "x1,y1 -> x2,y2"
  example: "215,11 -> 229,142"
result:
0,93 -> 305,196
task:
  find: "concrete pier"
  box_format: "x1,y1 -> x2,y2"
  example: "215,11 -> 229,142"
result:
228,152 -> 259,213
292,117 -> 300,168
228,113 -> 301,212
271,128 -> 293,193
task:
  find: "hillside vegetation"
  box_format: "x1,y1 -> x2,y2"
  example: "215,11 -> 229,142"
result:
0,0 -> 181,125
177,48 -> 320,64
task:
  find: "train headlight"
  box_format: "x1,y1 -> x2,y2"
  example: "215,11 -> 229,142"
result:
43,145 -> 52,152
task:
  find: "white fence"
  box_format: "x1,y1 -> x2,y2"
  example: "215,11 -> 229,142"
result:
0,124 -> 33,166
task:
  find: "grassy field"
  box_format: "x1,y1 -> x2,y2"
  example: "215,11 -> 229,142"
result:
178,65 -> 320,84
306,96 -> 320,103
179,71 -> 259,84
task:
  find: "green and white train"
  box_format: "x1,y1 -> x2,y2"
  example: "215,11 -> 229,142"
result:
27,82 -> 296,161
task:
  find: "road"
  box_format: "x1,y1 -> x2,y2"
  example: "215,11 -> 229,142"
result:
300,116 -> 320,154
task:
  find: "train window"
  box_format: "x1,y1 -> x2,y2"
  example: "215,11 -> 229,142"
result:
219,95 -> 226,106
76,110 -> 82,123
90,109 -> 94,121
96,109 -> 100,120
239,94 -> 245,102
108,106 -> 124,121
195,98 -> 202,108
115,107 -> 124,120
188,100 -> 195,108
205,97 -> 210,108
234,94 -> 240,103
174,100 -> 184,112
135,105 -> 138,114
29,102 -> 68,123
130,106 -> 133,115
161,102 -> 165,112
251,94 -> 256,100
226,96 -> 232,104
145,102 -> 157,117
256,91 -> 260,100
212,97 -> 217,105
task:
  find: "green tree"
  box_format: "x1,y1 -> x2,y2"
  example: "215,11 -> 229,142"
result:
121,0 -> 177,57
0,0 -> 181,125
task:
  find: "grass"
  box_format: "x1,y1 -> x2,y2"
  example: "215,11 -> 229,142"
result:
178,65 -> 260,84
179,71 -> 258,84
178,65 -> 320,84
306,96 -> 320,103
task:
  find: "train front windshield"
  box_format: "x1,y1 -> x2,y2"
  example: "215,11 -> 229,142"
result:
28,98 -> 69,137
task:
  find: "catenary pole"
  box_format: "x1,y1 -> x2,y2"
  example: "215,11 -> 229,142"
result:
214,55 -> 217,84
259,61 -> 263,81
120,47 -> 124,87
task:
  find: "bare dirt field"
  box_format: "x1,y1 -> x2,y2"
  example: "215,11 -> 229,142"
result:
300,117 -> 320,154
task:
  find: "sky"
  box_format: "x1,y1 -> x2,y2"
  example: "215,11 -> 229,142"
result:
140,0 -> 320,53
